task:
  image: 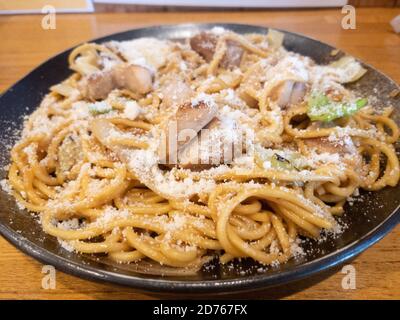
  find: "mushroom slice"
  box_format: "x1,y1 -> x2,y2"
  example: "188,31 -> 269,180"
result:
58,134 -> 83,178
91,119 -> 127,160
189,32 -> 244,69
304,137 -> 351,155
175,101 -> 217,146
189,32 -> 218,62
90,118 -> 128,162
159,77 -> 194,109
79,63 -> 153,100
177,118 -> 223,170
112,64 -> 153,95
79,70 -> 115,101
177,115 -> 246,170
220,40 -> 244,69
304,136 -> 362,169
161,100 -> 218,165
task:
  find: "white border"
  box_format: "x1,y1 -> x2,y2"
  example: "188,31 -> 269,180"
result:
93,0 -> 347,8
0,0 -> 94,15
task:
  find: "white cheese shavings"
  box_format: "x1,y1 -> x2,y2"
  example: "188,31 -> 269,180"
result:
57,218 -> 81,230
0,179 -> 12,194
191,92 -> 217,109
58,239 -> 74,252
123,101 -> 142,120
93,206 -> 131,228
210,26 -> 226,35
110,38 -> 171,71
88,101 -> 112,115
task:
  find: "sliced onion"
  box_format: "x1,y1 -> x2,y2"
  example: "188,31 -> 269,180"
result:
290,82 -> 307,105
267,29 -> 285,50
329,56 -> 367,83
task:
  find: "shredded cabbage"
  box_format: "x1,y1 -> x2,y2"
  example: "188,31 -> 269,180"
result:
329,56 -> 367,83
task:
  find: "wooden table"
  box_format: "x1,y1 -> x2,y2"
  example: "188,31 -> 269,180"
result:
0,8 -> 399,300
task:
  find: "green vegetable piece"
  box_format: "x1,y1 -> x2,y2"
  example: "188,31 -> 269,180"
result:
307,93 -> 367,122
271,153 -> 295,171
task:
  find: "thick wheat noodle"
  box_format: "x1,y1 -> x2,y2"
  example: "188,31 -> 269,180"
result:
5,29 -> 399,273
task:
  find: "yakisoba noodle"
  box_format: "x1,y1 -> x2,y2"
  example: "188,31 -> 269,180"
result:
5,27 -> 400,273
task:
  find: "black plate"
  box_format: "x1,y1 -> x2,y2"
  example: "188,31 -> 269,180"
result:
0,23 -> 399,294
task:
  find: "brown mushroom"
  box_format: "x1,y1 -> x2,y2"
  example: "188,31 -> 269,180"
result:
221,40 -> 244,69
79,70 -> 115,101
58,134 -> 83,178
159,77 -> 194,109
304,137 -> 349,155
177,118 -> 225,170
304,136 -> 362,169
79,63 -> 153,100
160,100 -> 217,166
112,64 -> 152,95
189,32 -> 217,62
189,32 -> 244,69
175,101 -> 217,145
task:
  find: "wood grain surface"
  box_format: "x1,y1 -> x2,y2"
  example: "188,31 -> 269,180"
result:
0,8 -> 399,300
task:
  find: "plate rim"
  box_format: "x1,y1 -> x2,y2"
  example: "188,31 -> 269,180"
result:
0,23 -> 399,293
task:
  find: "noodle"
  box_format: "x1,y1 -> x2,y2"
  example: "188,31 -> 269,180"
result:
4,27 -> 399,273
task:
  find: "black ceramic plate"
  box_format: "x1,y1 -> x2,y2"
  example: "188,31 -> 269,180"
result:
0,23 -> 399,294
